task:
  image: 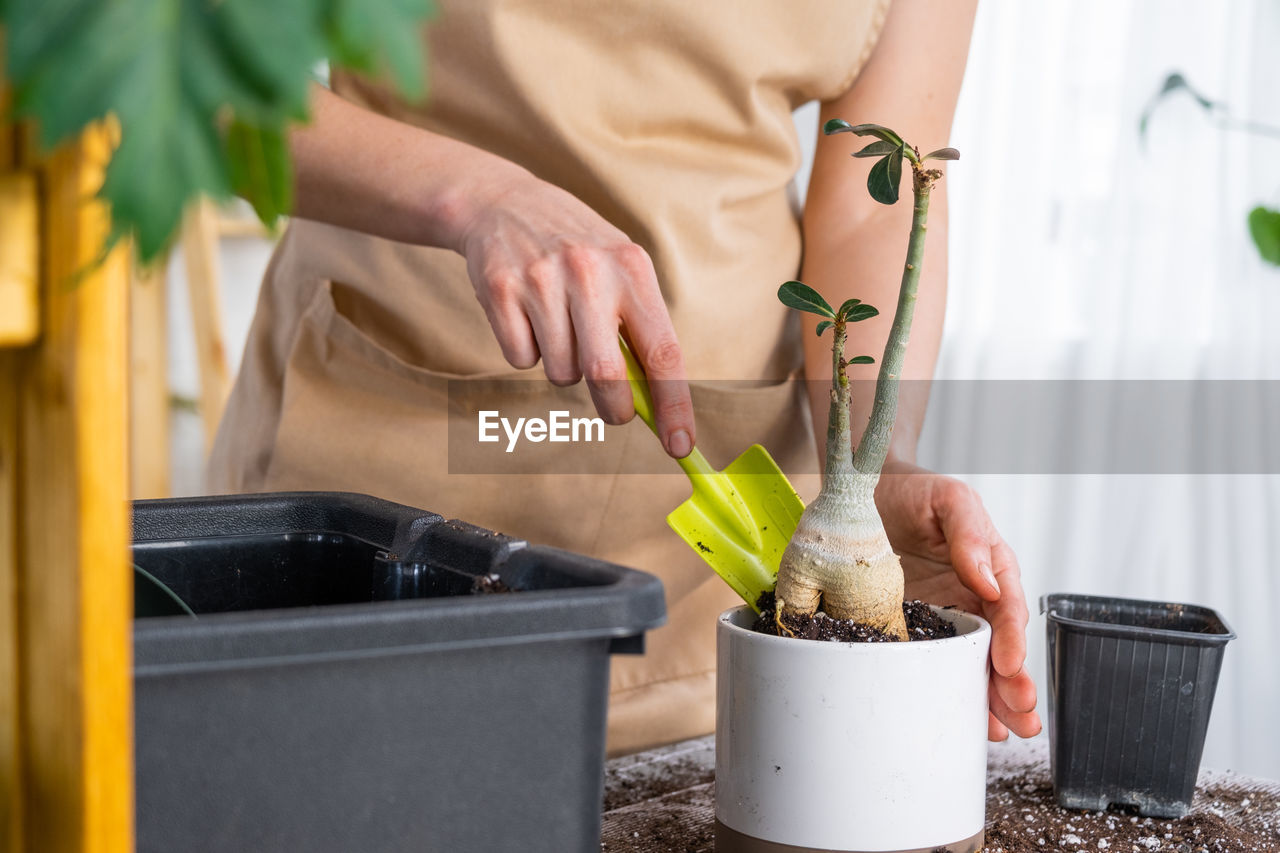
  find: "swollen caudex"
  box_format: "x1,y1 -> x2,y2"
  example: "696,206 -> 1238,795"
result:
773,317 -> 908,639
772,122 -> 953,641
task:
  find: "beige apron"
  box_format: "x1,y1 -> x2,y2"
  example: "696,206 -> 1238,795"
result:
209,0 -> 889,755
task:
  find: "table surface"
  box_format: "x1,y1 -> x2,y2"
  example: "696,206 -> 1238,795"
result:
601,736 -> 1280,852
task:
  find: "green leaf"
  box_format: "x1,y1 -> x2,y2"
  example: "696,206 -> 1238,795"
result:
824,119 -> 904,148
225,121 -> 294,229
99,101 -> 233,259
847,355 -> 876,365
778,281 -> 835,318
815,320 -> 834,336
924,147 -> 960,161
835,298 -> 861,318
848,123 -> 903,146
852,140 -> 898,159
323,0 -> 436,102
845,303 -> 880,322
1248,206 -> 1280,266
866,146 -> 904,205
2,0 -> 435,260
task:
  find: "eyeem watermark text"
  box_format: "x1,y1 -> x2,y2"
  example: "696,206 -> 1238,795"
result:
478,410 -> 606,453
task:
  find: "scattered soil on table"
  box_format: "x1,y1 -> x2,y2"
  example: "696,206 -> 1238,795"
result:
603,754 -> 714,812
602,739 -> 1279,853
750,591 -> 957,643
470,572 -> 511,594
603,750 -> 716,853
617,787 -> 715,853
985,772 -> 1280,852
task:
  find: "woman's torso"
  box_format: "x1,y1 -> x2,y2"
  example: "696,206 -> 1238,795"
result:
210,0 -> 889,753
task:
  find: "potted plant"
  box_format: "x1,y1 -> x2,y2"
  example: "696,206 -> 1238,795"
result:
715,123 -> 991,853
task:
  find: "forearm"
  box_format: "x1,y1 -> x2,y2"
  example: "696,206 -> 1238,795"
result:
289,84 -> 526,252
287,87 -> 697,452
799,181 -> 948,466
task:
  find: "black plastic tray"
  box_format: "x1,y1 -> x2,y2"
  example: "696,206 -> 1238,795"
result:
1041,593 -> 1235,818
132,492 -> 666,853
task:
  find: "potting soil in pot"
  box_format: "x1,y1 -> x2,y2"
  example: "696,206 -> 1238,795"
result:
750,591 -> 958,642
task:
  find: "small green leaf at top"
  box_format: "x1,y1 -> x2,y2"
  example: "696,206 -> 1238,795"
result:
852,140 -> 898,159
866,146 -> 904,205
778,281 -> 836,318
836,297 -> 861,318
1248,206 -> 1280,266
848,123 -> 904,146
924,147 -> 960,161
845,303 -> 880,322
847,355 -> 876,365
815,320 -> 834,336
824,119 -> 904,148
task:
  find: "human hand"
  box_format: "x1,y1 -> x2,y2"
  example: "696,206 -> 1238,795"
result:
451,167 -> 695,458
874,459 -> 1041,741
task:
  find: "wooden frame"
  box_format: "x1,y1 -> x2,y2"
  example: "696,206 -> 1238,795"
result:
1,122 -> 135,852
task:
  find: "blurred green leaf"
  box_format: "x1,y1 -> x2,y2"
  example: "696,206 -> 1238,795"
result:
866,146 -> 903,205
1138,71 -> 1219,145
1249,206 -> 1280,266
323,0 -> 434,101
778,281 -> 835,318
847,355 -> 875,365
226,121 -> 293,229
1,0 -> 434,260
815,320 -> 833,336
924,147 -> 960,161
845,303 -> 879,322
823,118 -> 855,135
852,140 -> 897,159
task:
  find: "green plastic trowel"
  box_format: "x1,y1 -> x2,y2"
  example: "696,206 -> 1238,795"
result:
619,339 -> 805,611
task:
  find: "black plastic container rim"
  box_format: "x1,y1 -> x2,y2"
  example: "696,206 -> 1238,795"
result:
1040,592 -> 1236,646
131,492 -> 667,675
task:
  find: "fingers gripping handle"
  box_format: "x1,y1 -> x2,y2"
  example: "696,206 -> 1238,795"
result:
618,336 -> 715,479
619,336 -> 660,436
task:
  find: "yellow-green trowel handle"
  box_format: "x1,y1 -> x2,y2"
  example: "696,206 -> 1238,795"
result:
618,337 -> 717,480
619,336 -> 778,608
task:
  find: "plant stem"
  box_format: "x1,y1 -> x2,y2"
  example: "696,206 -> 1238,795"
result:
853,166 -> 935,477
826,320 -> 855,483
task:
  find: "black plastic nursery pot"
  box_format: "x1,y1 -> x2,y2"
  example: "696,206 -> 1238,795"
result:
131,492 -> 665,853
1041,593 -> 1235,818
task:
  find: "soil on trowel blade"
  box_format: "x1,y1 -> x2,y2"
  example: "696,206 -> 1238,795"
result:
750,591 -> 957,642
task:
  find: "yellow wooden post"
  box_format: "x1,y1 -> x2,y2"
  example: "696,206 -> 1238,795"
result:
181,199 -> 231,450
129,255 -> 171,500
0,118 -> 135,853
0,98 -> 32,853
0,169 -> 38,346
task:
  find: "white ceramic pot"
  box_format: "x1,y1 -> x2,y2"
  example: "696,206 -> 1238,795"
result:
716,605 -> 991,853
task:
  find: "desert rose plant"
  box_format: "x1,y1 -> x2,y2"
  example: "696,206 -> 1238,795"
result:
774,120 -> 957,640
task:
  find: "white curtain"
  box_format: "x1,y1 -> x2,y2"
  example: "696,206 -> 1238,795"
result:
934,0 -> 1280,779
796,0 -> 1280,779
